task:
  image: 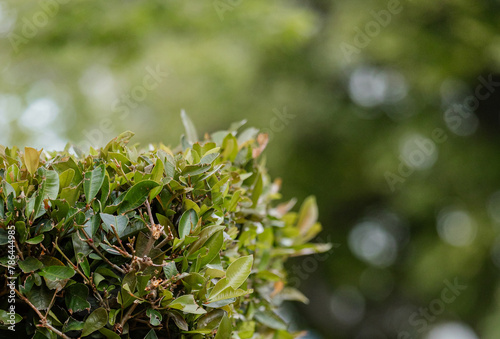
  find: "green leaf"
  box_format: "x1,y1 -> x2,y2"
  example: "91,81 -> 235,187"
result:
209,256 -> 253,301
119,272 -> 137,308
254,310 -> 287,330
0,196 -> 4,219
99,327 -> 121,339
197,309 -> 226,330
39,266 -> 75,281
151,158 -> 164,183
296,196 -> 318,237
164,154 -> 176,179
0,309 -> 22,325
168,311 -> 189,331
187,225 -> 225,256
26,234 -> 44,244
58,168 -> 75,190
214,314 -> 232,339
30,170 -> 59,219
60,184 -> 81,207
167,295 -> 206,315
148,184 -> 163,201
44,170 -> 60,200
225,255 -> 253,290
144,329 -> 159,339
52,156 -> 83,186
199,231 -> 224,267
27,285 -> 52,310
200,152 -> 219,165
118,180 -> 160,214
178,209 -> 198,239
100,213 -> 129,236
147,309 -> 162,326
63,317 -> 85,332
19,257 -> 43,273
208,286 -> 253,303
221,133 -> 238,162
251,173 -> 263,208
81,307 -> 108,337
78,253 -> 91,277
181,110 -> 198,144
83,164 -> 106,204
108,151 -> 132,166
182,164 -> 212,176
15,221 -> 27,244
65,283 -> 91,314
163,261 -> 178,279
0,229 -> 7,246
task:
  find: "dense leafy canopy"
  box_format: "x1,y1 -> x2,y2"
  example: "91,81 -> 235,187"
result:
0,117 -> 329,338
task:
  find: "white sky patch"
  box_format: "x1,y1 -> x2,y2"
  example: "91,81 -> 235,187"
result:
19,98 -> 60,131
426,322 -> 478,339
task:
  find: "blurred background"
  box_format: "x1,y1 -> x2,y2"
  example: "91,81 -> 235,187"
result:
2,0 -> 500,338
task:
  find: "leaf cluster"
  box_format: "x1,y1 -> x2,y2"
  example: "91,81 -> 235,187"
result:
0,115 -> 330,338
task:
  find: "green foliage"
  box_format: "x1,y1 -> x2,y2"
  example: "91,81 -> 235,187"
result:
0,117 -> 329,338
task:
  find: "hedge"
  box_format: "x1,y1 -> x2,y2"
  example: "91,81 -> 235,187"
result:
0,114 -> 330,338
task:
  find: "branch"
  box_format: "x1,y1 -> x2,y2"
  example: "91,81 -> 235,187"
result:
15,289 -> 71,339
78,230 -> 126,274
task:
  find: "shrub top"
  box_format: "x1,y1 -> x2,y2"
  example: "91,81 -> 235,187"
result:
0,116 -> 330,339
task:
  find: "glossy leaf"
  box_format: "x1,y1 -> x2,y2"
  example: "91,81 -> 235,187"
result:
168,295 -> 206,314
65,283 -> 91,314
214,314 -> 232,339
19,257 -> 43,273
178,209 -> 198,239
83,164 -> 106,204
81,307 -> 108,337
39,266 -> 75,281
117,180 -> 160,214
225,255 -> 253,290
100,213 -> 128,236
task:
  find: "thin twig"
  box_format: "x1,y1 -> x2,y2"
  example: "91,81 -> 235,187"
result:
144,200 -> 155,231
44,290 -> 58,319
15,289 -> 71,339
78,230 -> 125,274
14,240 -> 24,261
110,224 -> 128,254
144,200 -> 157,256
119,302 -> 138,329
53,242 -> 90,284
114,159 -> 133,186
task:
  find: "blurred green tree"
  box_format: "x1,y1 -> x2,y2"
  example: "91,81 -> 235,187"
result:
2,0 -> 500,338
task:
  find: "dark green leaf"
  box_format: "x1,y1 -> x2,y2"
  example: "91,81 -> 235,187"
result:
118,180 -> 160,214
81,307 -> 108,337
197,309 -> 226,330
254,310 -> 287,330
26,234 -> 44,244
19,257 -> 43,273
214,314 -> 232,339
39,266 -> 75,281
144,329 -> 159,339
100,213 -> 128,236
147,308 -> 162,326
65,283 -> 91,314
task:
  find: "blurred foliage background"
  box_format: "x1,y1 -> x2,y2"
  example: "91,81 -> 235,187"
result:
2,0 -> 500,338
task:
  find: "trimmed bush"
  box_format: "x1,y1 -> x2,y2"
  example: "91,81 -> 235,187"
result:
0,115 -> 330,338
